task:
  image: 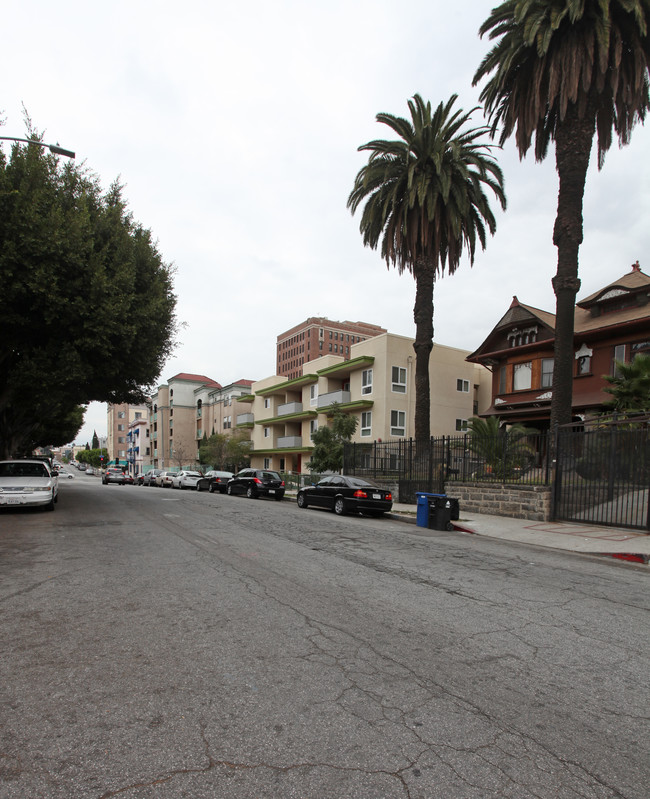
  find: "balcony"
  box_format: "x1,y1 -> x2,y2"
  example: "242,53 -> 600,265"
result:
277,435 -> 303,448
278,401 -> 303,416
317,390 -> 351,409
237,413 -> 255,425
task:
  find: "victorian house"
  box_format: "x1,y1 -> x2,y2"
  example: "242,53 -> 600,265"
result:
466,263 -> 650,428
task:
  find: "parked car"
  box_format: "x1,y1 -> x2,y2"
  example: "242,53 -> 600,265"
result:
155,471 -> 175,488
196,470 -> 233,493
0,459 -> 58,511
171,470 -> 203,490
141,469 -> 163,486
123,473 -> 134,486
227,469 -> 285,500
85,467 -> 94,475
296,475 -> 393,516
102,467 -> 126,485
56,469 -> 74,480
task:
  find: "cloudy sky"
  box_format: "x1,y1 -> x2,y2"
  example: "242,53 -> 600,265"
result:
4,0 -> 650,446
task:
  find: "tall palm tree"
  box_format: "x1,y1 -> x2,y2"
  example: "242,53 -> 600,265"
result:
347,94 -> 506,441
473,0 -> 650,435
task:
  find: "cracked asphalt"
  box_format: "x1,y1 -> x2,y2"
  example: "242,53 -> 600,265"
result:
1,474 -> 648,798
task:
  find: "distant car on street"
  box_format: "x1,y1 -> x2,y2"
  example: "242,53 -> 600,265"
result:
296,475 -> 393,516
102,467 -> 126,485
155,471 -> 175,488
171,471 -> 203,490
141,469 -> 163,486
227,469 -> 285,500
0,459 -> 59,511
196,470 -> 233,493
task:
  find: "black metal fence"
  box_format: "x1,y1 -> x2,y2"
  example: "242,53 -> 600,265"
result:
553,421 -> 650,530
344,433 -> 551,504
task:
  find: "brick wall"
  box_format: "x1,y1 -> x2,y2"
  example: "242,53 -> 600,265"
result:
443,481 -> 552,522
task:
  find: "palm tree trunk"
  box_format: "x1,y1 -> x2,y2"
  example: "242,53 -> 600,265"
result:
549,104 -> 595,437
412,257 -> 435,441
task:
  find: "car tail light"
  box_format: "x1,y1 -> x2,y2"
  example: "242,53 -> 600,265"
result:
353,490 -> 368,498
254,477 -> 262,484
280,480 -> 285,487
386,492 -> 392,501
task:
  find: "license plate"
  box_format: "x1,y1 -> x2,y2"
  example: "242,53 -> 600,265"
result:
268,489 -> 275,494
372,493 -> 381,499
6,497 -> 21,505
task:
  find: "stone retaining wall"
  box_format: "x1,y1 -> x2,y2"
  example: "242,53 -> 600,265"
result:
443,481 -> 552,522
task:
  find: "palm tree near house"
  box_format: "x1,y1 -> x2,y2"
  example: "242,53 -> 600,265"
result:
473,0 -> 650,436
348,94 -> 506,441
603,352 -> 650,413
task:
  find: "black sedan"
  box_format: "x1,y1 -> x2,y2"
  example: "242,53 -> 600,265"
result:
226,469 -> 285,500
297,475 -> 393,516
196,470 -> 233,493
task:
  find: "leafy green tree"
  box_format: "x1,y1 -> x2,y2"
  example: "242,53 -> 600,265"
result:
348,94 -> 505,441
0,132 -> 178,458
474,0 -> 650,435
467,416 -> 537,480
199,431 -> 251,471
308,404 -> 358,473
603,353 -> 650,413
91,430 -> 100,450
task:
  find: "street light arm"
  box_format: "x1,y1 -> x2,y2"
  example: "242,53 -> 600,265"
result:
0,135 -> 75,159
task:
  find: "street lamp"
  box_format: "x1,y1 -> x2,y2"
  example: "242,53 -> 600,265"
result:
0,136 -> 75,159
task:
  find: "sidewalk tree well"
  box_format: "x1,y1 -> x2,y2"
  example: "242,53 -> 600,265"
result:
0,130 -> 178,458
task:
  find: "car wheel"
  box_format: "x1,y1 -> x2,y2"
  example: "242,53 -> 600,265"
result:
334,497 -> 346,515
246,486 -> 256,499
180,483 -> 185,490
297,493 -> 308,509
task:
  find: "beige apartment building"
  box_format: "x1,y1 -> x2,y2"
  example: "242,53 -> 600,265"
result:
148,373 -> 255,470
276,317 -> 387,380
107,402 -> 148,466
243,332 -> 491,473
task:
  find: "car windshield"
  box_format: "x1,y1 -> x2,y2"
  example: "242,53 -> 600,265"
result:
0,462 -> 49,478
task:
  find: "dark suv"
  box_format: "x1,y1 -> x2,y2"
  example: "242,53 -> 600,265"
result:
226,469 -> 285,500
102,467 -> 126,485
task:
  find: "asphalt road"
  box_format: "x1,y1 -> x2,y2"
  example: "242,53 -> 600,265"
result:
1,473 -> 648,799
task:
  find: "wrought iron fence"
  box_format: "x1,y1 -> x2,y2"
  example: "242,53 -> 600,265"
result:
344,433 -> 551,503
553,420 -> 650,530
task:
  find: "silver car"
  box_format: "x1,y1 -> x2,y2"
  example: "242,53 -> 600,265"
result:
171,470 -> 203,490
0,459 -> 59,511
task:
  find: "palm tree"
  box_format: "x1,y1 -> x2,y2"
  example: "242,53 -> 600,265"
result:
473,0 -> 650,436
604,352 -> 650,413
347,94 -> 506,441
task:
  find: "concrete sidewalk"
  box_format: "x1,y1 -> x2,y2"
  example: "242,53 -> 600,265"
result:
388,502 -> 650,565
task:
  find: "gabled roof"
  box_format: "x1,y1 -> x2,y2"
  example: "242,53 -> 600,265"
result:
577,262 -> 650,307
169,372 -> 222,388
467,296 -> 556,362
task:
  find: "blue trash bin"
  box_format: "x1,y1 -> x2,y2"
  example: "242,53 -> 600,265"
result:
416,492 -> 446,528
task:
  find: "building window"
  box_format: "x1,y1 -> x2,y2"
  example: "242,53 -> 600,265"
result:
390,410 -> 406,436
541,358 -> 554,388
310,385 -> 318,406
612,344 -> 626,376
361,411 -> 372,437
456,379 -> 470,393
361,369 -> 373,395
279,458 -> 285,471
499,366 -> 507,394
456,419 -> 468,432
145,447 -> 150,456
392,366 -> 407,393
513,362 -> 532,391
577,355 -> 591,375
117,411 -> 126,418
134,412 -> 142,419
310,420 -> 318,440
264,427 -> 270,438
117,424 -> 125,431
264,458 -> 271,469
118,436 -> 125,443
264,398 -> 270,409
118,450 -> 126,457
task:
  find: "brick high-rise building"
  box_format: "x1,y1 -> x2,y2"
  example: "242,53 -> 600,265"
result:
276,317 -> 387,380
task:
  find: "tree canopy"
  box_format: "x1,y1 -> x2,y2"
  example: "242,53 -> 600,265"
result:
603,353 -> 650,413
0,134 -> 178,457
474,0 -> 650,433
308,404 -> 358,473
348,94 -> 505,440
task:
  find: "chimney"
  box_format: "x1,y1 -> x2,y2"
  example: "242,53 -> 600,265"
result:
632,260 -> 641,272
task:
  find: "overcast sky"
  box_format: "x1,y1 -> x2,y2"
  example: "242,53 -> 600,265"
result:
4,0 -> 650,446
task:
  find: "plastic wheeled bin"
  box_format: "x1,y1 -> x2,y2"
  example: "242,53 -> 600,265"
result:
415,492 -> 446,528
428,496 -> 454,531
